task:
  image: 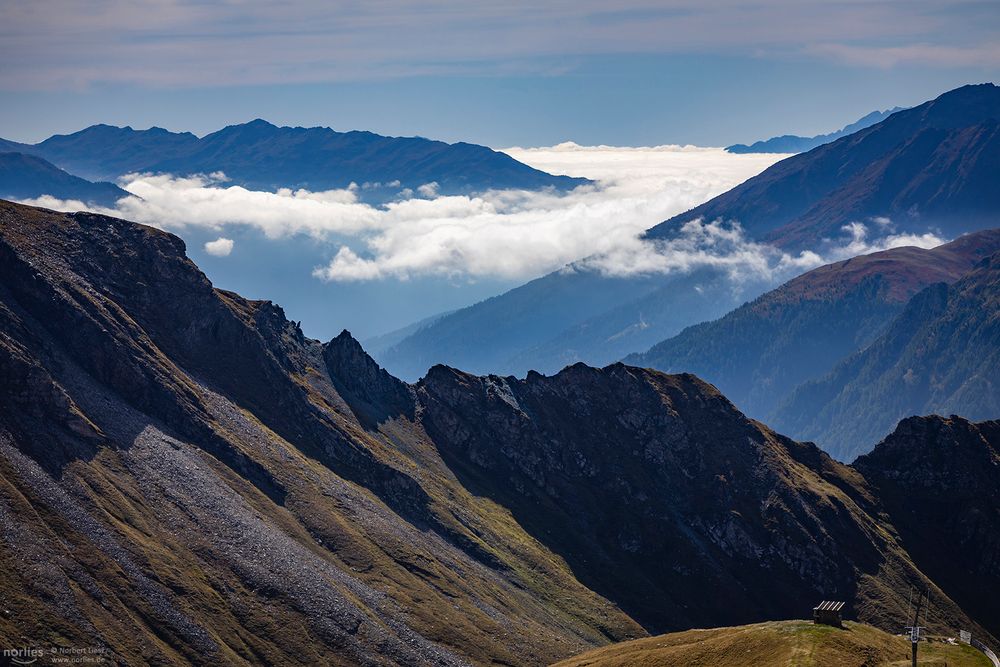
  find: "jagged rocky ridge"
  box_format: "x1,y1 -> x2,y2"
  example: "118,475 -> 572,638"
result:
0,200 -> 997,664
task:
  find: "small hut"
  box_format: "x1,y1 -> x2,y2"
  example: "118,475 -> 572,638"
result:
813,601 -> 845,628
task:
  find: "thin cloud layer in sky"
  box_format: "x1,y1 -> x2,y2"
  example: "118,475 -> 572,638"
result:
19,144 -> 943,289
2,1 -> 998,90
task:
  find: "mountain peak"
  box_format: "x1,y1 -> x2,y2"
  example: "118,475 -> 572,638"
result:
323,329 -> 415,424
244,117 -> 278,129
653,82 -> 1000,249
915,81 -> 1000,128
209,118 -> 281,138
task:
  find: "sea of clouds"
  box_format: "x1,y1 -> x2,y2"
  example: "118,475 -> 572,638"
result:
22,143 -> 943,285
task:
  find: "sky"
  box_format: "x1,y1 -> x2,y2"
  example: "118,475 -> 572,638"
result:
2,0 -> 992,342
1,1 -> 999,146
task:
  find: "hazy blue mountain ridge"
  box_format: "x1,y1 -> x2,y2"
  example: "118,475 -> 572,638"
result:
0,152 -> 130,206
726,107 -> 903,153
2,120 -> 588,201
626,230 -> 1000,435
771,251 -> 1000,461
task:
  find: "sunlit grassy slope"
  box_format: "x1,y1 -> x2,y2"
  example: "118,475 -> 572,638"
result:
554,620 -> 992,667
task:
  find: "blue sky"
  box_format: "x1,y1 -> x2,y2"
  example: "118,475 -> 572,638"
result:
2,1 -> 998,146
3,1 -> 999,344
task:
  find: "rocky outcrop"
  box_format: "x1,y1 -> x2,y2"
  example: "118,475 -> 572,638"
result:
323,330 -> 415,426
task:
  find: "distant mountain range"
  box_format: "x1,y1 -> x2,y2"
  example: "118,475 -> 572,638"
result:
377,265 -> 771,380
651,83 -> 1000,249
379,84 -> 1000,381
0,151 -> 130,206
626,229 -> 1000,452
1,200 -> 997,664
0,120 -> 587,201
360,308 -> 456,358
726,107 -> 904,154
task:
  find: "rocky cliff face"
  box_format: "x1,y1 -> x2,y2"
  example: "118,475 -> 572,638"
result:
855,416 -> 1000,639
415,363 -> 993,641
0,199 -> 996,663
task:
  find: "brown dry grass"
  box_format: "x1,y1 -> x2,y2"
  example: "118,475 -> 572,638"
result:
554,621 -> 992,667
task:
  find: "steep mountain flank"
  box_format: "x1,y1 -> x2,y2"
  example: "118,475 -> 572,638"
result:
0,200 -> 641,666
0,152 -> 129,207
3,121 -> 586,199
415,364 -> 988,640
627,230 -> 1000,419
772,253 -> 1000,461
0,200 -> 996,663
649,83 -> 1000,248
855,416 -> 1000,640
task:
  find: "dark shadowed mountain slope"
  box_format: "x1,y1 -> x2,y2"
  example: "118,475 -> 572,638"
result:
726,107 -> 904,154
650,83 -> 1000,249
0,200 -> 995,663
0,152 -> 130,207
4,120 -> 587,198
626,230 -> 1000,419
416,363 -> 994,642
381,84 -> 1000,380
771,252 -> 1000,462
855,416 -> 1000,641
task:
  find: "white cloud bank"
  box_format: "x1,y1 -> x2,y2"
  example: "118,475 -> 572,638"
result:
19,144 -> 944,286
